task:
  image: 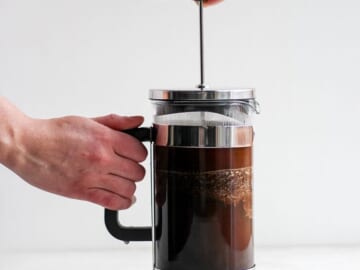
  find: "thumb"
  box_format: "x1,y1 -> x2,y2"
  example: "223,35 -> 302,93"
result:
93,114 -> 144,130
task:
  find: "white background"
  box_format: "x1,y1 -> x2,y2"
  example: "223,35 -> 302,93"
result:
0,0 -> 360,254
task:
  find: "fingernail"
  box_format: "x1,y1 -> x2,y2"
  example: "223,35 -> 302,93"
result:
131,196 -> 137,205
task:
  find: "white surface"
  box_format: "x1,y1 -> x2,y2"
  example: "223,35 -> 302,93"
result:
1,245 -> 360,270
1,0 -> 360,251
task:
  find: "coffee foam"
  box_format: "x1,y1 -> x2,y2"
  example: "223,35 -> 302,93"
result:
157,167 -> 253,219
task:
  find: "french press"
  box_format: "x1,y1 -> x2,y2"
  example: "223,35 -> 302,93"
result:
105,1 -> 260,270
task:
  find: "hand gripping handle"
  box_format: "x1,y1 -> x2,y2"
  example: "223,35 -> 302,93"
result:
104,127 -> 155,242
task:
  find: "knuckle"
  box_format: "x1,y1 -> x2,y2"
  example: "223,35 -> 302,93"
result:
118,199 -> 132,210
123,181 -> 136,197
106,113 -> 121,124
85,146 -> 110,165
135,165 -> 146,181
127,163 -> 145,181
84,147 -> 102,163
87,189 -> 119,210
121,160 -> 144,181
118,135 -> 148,162
137,147 -> 148,162
107,113 -> 117,120
102,196 -> 118,209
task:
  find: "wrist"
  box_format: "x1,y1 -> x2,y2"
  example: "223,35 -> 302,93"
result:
0,97 -> 31,168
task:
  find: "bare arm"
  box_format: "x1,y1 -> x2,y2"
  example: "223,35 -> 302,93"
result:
0,97 -> 147,210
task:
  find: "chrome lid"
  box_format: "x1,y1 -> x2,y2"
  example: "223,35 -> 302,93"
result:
149,88 -> 256,101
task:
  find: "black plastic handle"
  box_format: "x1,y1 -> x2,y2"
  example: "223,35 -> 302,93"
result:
104,127 -> 154,242
105,208 -> 152,242
123,127 -> 155,142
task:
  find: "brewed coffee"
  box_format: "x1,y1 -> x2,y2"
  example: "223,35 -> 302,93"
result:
154,146 -> 254,270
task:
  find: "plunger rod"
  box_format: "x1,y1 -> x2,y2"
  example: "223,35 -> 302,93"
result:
197,0 -> 206,90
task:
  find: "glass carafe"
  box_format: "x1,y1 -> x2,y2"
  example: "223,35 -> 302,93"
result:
105,88 -> 260,270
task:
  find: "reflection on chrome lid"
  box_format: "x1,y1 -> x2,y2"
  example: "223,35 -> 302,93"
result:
154,124 -> 254,148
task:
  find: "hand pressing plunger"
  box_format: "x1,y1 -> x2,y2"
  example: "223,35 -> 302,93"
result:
196,0 -> 224,7
0,0 -> 225,211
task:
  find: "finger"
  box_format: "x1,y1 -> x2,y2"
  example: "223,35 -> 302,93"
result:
196,0 -> 224,7
93,114 -> 144,131
110,155 -> 146,181
112,131 -> 148,162
95,174 -> 137,200
86,188 -> 132,210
